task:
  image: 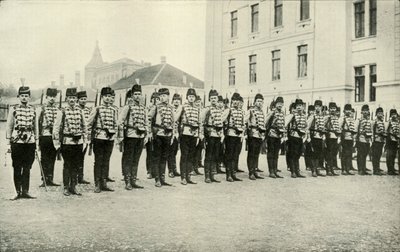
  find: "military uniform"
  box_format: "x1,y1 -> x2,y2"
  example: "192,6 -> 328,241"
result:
146,92 -> 159,179
339,104 -> 356,175
246,93 -> 267,180
118,84 -> 146,189
355,105 -> 373,175
148,88 -> 176,187
87,87 -> 118,192
386,109 -> 400,175
324,102 -> 341,176
304,105 -> 315,172
167,93 -> 182,178
53,88 -> 87,196
6,86 -> 37,199
307,100 -> 326,177
371,107 -> 386,175
193,95 -> 205,172
36,88 -> 60,186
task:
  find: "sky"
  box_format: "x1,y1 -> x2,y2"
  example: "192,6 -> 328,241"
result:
0,0 -> 206,89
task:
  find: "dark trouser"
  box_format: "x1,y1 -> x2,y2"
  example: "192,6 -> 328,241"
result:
224,136 -> 241,178
304,141 -> 313,169
122,138 -> 144,179
11,143 -> 35,193
146,141 -> 155,175
247,137 -> 263,175
266,137 -> 280,175
204,136 -> 220,177
78,145 -> 88,180
39,136 -> 57,181
356,142 -> 370,174
180,135 -> 197,179
195,139 -> 203,167
287,136 -> 303,174
326,138 -> 338,169
218,139 -> 225,167
61,144 -> 83,188
167,137 -> 179,173
93,139 -> 114,181
386,140 -> 398,173
371,142 -> 384,173
341,140 -> 353,173
153,135 -> 172,181
311,138 -> 323,170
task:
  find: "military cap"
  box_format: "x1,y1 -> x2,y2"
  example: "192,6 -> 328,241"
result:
254,93 -> 264,102
390,109 -> 398,116
308,105 -> 315,111
361,104 -> 369,111
295,98 -> 303,106
46,88 -> 58,97
218,95 -> 224,102
209,89 -> 218,100
77,91 -> 87,99
158,88 -> 170,96
329,102 -> 337,109
110,89 -> 116,96
231,92 -> 241,101
376,107 -> 383,114
101,87 -> 113,96
289,102 -> 296,111
322,105 -> 328,111
314,100 -> 322,106
132,84 -> 142,93
172,93 -> 181,101
125,89 -> 132,99
275,96 -> 284,104
186,88 -> 196,98
151,92 -> 159,100
195,95 -> 201,101
270,100 -> 275,109
18,86 -> 31,96
66,87 -> 77,97
344,104 -> 352,111
239,96 -> 244,102
223,98 -> 229,104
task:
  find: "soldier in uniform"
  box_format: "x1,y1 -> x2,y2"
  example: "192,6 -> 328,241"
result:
167,93 -> 181,178
371,107 -> 386,175
245,93 -> 266,180
87,87 -> 118,192
285,98 -> 307,178
307,100 -> 326,177
6,86 -> 37,199
235,95 -> 246,173
324,102 -> 341,176
216,95 -> 226,174
76,90 -> 91,184
36,88 -> 60,187
178,88 -> 203,185
148,88 -> 176,187
386,109 -> 400,175
53,88 -> 87,196
202,89 -> 227,183
340,104 -> 356,175
118,84 -> 147,190
146,92 -> 160,179
193,95 -> 205,173
355,104 -> 373,175
304,105 -> 315,172
223,93 -> 244,182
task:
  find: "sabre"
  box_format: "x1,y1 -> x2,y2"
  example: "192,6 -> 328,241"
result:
35,150 -> 47,191
4,148 -> 11,168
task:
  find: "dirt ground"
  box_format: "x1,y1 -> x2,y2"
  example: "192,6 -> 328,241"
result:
1,123 -> 399,252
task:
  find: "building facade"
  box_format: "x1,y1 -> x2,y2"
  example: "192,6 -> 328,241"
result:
205,0 -> 400,112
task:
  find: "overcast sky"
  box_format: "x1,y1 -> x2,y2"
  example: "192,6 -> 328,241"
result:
0,0 -> 206,89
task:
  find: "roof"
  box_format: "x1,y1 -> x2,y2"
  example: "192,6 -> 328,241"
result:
85,41 -> 104,68
111,63 -> 204,90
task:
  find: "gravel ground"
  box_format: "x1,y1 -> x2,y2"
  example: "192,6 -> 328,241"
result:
1,124 -> 399,252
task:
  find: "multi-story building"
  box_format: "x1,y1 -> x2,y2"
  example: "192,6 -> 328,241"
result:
205,0 -> 400,113
85,41 -> 149,89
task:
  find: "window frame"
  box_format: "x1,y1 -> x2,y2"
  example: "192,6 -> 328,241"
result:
249,55 -> 257,84
272,50 -> 281,81
251,4 -> 259,33
297,45 -> 308,78
369,64 -> 376,102
228,59 -> 236,86
354,66 -> 365,102
231,11 -> 238,38
369,0 -> 377,36
300,0 -> 310,21
354,1 -> 365,38
274,0 -> 283,27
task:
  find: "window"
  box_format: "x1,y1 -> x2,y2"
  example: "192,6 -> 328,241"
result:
274,0 -> 283,27
355,66 -> 365,102
354,1 -> 365,38
249,55 -> 257,84
370,64 -> 376,102
369,0 -> 376,35
229,59 -> 236,86
297,45 -> 307,78
272,50 -> 281,81
231,11 -> 238,38
300,0 -> 309,21
251,4 -> 259,33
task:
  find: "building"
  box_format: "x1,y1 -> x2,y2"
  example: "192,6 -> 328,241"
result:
205,0 -> 400,113
85,41 -> 149,89
111,58 -> 205,106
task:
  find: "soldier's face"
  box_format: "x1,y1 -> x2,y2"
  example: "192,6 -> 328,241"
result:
232,100 -> 239,107
345,110 -> 351,116
254,99 -> 263,108
110,96 -> 115,103
296,104 -> 303,112
187,95 -> 195,103
362,110 -> 369,117
78,97 -> 87,106
330,108 -> 336,114
377,112 -> 384,119
47,96 -> 56,105
173,99 -> 180,106
160,94 -> 169,103
132,92 -> 141,102
391,114 -> 398,121
315,105 -> 321,112
194,100 -> 201,107
217,101 -> 224,108
18,94 -> 30,104
275,102 -> 283,110
67,96 -> 77,106
210,96 -> 218,105
309,110 -> 315,115
102,94 -> 113,104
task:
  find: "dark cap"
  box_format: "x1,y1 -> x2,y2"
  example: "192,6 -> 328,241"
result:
132,84 -> 142,93
218,95 -> 224,102
101,87 -> 113,96
172,93 -> 181,101
231,93 -> 241,101
329,102 -> 337,109
344,104 -> 352,111
18,86 -> 31,96
186,88 -> 196,98
158,88 -> 170,96
254,93 -> 264,102
361,104 -> 369,111
275,96 -> 284,104
209,89 -> 218,100
308,105 -> 315,111
314,100 -> 322,106
77,91 -> 87,99
46,88 -> 58,97
295,99 -> 303,106
66,88 -> 77,97
151,92 -> 159,100
390,109 -> 398,116
376,107 -> 383,114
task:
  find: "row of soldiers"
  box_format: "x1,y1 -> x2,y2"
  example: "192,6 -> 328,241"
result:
6,85 -> 400,199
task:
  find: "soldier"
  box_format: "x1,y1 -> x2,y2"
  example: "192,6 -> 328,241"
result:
285,102 -> 296,172
236,95 -> 246,173
148,88 -> 176,187
146,92 -> 160,179
87,87 -> 118,193
53,88 -> 87,196
307,100 -> 327,177
216,95 -> 226,174
285,98 -> 307,178
246,93 -> 266,180
6,86 -> 37,200
106,89 -> 119,183
118,84 -> 146,190
223,93 -> 244,182
202,89 -> 227,183
76,90 -> 91,184
193,95 -> 205,173
36,88 -> 60,187
371,107 -> 386,175
340,104 -> 356,175
324,102 -> 341,176
304,105 -> 315,172
167,93 -> 181,178
178,88 -> 203,185
355,104 -> 372,175
386,109 -> 400,175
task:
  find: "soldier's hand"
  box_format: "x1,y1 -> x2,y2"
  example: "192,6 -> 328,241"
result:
196,138 -> 200,146
170,137 -> 174,145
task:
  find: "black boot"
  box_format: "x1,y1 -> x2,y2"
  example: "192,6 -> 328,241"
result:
125,176 -> 133,190
160,175 -> 172,186
131,177 -> 144,189
106,177 -> 115,182
101,179 -> 114,191
69,179 -> 82,196
211,173 -> 221,183
289,159 -> 297,178
273,159 -> 283,178
330,166 -> 339,176
205,171 -> 212,183
186,174 -> 197,184
194,167 -> 203,175
295,161 -> 305,178
47,176 -> 61,186
63,186 -> 71,196
268,158 -> 276,178
11,192 -> 22,200
78,175 -> 90,184
94,178 -> 101,193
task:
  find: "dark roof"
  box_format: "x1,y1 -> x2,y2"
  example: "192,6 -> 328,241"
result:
111,63 -> 204,90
